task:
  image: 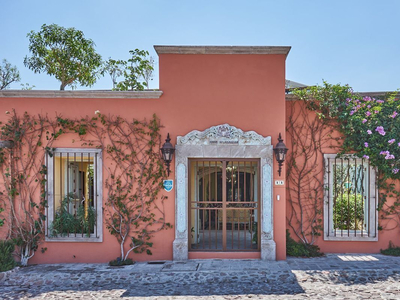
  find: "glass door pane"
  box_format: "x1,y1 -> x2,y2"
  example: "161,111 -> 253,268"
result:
189,159 -> 259,252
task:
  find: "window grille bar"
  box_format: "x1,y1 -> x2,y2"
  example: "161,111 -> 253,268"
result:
73,153 -> 77,238
374,173 -> 377,238
361,158 -> 364,237
340,158 -> 343,237
67,152 -> 70,237
368,163 -> 370,237
45,153 -> 49,237
346,157 -> 350,237
81,152 -> 84,237
95,152 -> 98,238
60,152 -> 63,236
53,153 -> 56,237
327,157 -> 330,237
354,158 -> 357,236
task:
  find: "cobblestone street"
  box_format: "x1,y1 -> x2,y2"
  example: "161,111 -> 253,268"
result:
1,254 -> 400,299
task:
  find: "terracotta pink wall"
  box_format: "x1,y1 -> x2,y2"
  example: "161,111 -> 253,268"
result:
0,51 -> 288,263
285,100 -> 399,254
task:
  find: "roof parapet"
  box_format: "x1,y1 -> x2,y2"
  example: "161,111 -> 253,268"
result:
154,45 -> 291,57
0,90 -> 163,99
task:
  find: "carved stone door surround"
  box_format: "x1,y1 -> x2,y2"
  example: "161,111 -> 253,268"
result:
173,124 -> 275,260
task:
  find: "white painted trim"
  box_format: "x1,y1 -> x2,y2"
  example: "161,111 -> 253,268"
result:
45,148 -> 103,243
323,154 -> 378,242
53,148 -> 102,153
0,90 -> 163,99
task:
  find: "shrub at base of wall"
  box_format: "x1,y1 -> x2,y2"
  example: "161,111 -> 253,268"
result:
0,240 -> 16,272
286,230 -> 324,257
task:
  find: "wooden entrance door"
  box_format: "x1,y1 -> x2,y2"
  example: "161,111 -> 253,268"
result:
189,159 -> 260,252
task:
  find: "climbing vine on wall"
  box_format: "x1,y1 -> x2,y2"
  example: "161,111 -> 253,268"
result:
0,111 -> 62,266
0,110 -> 170,265
286,98 -> 340,245
293,82 -> 400,234
79,112 -> 172,261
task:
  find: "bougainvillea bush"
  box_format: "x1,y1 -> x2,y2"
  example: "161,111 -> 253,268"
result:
343,94 -> 400,178
295,82 -> 400,180
295,82 -> 400,232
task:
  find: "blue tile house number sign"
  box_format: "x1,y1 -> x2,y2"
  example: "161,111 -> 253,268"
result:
163,180 -> 173,192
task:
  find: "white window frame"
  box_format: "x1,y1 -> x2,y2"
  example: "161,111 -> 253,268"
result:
323,154 -> 378,241
45,148 -> 103,242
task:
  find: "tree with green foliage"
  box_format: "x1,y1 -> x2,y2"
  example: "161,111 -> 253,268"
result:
0,59 -> 20,90
141,56 -> 155,89
116,49 -> 153,91
101,58 -> 126,90
24,24 -> 102,90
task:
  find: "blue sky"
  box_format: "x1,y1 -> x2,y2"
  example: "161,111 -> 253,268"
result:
1,0 -> 399,91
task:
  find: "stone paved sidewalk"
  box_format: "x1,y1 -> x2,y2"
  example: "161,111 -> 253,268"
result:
1,254 -> 400,299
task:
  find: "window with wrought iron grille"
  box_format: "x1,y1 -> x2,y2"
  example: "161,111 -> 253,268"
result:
323,154 -> 378,241
45,149 -> 103,242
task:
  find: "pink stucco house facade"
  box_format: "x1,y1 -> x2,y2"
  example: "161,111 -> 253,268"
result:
0,45 -> 395,264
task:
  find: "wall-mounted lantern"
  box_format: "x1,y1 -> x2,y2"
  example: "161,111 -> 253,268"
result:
273,133 -> 288,176
160,133 -> 175,176
0,140 -> 14,149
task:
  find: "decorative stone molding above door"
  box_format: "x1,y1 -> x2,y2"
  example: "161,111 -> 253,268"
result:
173,124 -> 275,260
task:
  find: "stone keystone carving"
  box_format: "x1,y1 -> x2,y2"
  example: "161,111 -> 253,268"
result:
177,124 -> 271,146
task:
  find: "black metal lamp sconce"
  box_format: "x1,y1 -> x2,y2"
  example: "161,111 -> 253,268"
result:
273,133 -> 288,176
160,133 -> 175,176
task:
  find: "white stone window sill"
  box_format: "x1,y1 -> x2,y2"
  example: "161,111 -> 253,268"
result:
324,231 -> 378,242
45,236 -> 103,243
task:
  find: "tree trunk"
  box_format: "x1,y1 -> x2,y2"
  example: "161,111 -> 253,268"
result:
20,244 -> 34,266
60,82 -> 66,90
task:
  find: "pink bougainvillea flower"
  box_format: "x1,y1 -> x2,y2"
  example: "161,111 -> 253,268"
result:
367,105 -> 371,108
350,110 -> 355,115
364,142 -> 369,147
376,100 -> 384,103
366,111 -> 371,117
375,126 -> 386,136
374,110 -> 379,114
393,169 -> 399,174
389,139 -> 396,144
380,150 -> 390,155
362,119 -> 367,123
367,130 -> 372,134
364,96 -> 372,101
391,111 -> 398,118
363,155 -> 369,159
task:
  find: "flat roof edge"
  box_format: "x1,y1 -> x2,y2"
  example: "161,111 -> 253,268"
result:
154,45 -> 291,56
286,91 -> 400,101
0,90 -> 163,99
